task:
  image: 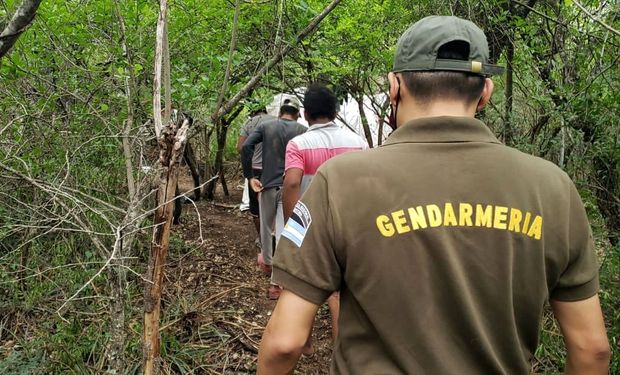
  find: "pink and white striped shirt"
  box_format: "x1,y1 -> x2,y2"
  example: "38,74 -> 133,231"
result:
285,122 -> 368,192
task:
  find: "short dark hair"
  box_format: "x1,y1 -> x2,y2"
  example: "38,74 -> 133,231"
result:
401,41 -> 485,105
303,83 -> 337,121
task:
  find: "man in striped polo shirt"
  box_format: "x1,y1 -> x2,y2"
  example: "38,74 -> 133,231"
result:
281,83 -> 368,352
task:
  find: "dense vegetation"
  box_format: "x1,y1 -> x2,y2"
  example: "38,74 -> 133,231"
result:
0,0 -> 618,373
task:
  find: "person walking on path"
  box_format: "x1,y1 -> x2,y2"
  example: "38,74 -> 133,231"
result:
281,83 -> 368,353
242,98 -> 306,300
258,16 -> 610,374
237,108 -> 276,249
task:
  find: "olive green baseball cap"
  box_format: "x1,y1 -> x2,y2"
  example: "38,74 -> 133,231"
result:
393,16 -> 504,76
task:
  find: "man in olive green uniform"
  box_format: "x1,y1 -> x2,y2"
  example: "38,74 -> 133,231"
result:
258,16 -> 610,374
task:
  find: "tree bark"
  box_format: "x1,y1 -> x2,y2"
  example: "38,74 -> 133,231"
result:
205,107 -> 243,199
109,1 -> 142,370
216,120 -> 230,197
376,97 -> 390,146
143,118 -> 190,375
0,0 -> 43,59
365,86 -> 390,146
163,23 -> 171,126
356,95 -> 374,148
152,0 -> 168,138
143,2 -> 180,373
183,142 -> 201,201
107,233 -> 126,373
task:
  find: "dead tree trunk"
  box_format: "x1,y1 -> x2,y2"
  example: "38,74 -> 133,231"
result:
143,1 -> 176,373
143,118 -> 190,375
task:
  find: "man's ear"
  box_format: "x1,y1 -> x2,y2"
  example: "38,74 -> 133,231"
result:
303,111 -> 309,122
388,72 -> 400,105
476,78 -> 494,111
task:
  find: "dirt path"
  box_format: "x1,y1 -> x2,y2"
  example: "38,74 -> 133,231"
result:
163,176 -> 333,373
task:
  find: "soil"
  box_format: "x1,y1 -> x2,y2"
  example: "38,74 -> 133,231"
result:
164,170 -> 333,374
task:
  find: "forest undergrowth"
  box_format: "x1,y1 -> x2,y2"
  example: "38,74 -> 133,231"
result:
1,0 -> 619,373
1,172 -> 618,373
0,175 -> 335,374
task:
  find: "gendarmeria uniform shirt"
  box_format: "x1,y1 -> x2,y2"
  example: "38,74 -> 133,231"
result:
273,116 -> 599,375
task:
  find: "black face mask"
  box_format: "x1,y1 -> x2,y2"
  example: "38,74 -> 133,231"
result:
388,77 -> 401,131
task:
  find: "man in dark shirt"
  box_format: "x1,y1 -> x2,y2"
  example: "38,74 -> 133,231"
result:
242,98 -> 306,299
237,108 -> 276,249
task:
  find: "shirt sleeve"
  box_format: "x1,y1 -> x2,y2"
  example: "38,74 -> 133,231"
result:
241,125 -> 263,179
273,170 -> 342,305
550,181 -> 600,301
240,120 -> 251,137
241,116 -> 259,137
285,140 -> 304,172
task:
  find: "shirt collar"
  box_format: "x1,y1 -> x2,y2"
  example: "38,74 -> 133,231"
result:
382,116 -> 501,145
307,121 -> 337,131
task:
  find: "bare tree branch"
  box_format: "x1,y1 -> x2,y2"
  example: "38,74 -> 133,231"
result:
212,0 -> 241,123
573,0 -> 620,37
209,0 -> 342,123
0,0 -> 43,59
